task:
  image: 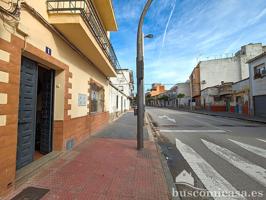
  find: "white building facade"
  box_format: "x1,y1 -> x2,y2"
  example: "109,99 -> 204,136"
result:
199,43 -> 266,91
166,82 -> 191,107
109,69 -> 134,120
248,53 -> 266,118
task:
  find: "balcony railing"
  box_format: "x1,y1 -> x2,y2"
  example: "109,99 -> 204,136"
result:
47,0 -> 120,70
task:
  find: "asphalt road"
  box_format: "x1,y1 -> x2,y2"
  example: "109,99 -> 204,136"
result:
146,107 -> 266,200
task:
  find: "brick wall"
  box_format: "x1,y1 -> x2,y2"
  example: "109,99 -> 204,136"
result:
63,112 -> 109,148
0,31 -> 110,198
0,35 -> 23,196
0,34 -> 70,196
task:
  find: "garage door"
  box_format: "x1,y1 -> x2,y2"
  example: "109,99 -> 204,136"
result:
254,95 -> 266,118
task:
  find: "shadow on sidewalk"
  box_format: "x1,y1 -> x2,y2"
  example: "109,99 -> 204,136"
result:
94,112 -> 149,140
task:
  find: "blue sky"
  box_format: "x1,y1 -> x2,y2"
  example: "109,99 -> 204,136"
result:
111,0 -> 266,90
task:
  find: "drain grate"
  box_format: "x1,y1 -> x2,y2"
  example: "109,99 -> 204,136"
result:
11,187 -> 49,200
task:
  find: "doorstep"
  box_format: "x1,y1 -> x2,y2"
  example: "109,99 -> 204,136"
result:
15,151 -> 63,188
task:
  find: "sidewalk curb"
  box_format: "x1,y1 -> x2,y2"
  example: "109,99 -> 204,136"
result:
189,110 -> 266,124
152,106 -> 266,124
146,113 -> 180,200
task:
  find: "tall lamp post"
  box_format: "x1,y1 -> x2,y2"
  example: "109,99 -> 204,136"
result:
136,0 -> 153,150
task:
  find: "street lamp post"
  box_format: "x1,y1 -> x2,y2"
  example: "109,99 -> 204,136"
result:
136,0 -> 153,150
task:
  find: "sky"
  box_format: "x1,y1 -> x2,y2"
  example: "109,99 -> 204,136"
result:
111,0 -> 266,91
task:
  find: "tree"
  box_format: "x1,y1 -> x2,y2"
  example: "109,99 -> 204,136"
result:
158,95 -> 169,107
176,93 -> 185,108
145,94 -> 152,105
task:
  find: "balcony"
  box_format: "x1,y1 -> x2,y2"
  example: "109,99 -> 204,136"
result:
47,0 -> 119,76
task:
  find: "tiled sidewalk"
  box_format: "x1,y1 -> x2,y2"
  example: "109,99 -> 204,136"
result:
5,113 -> 169,200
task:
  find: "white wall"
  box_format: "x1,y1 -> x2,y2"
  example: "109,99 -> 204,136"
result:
237,44 -> 264,80
249,55 -> 266,115
200,58 -> 240,91
199,44 -> 265,92
249,56 -> 266,96
176,82 -> 191,97
176,82 -> 191,106
201,87 -> 218,105
109,69 -> 133,114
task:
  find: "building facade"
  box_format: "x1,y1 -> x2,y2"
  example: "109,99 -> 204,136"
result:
248,53 -> 266,118
149,83 -> 166,97
168,82 -> 191,107
232,78 -> 250,115
190,65 -> 201,107
201,82 -> 233,112
0,0 -> 119,196
109,69 -> 134,120
190,43 -> 266,109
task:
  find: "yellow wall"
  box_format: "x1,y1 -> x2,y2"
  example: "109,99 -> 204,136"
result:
14,0 -> 110,119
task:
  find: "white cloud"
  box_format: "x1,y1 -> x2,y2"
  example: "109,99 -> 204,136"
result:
112,0 -> 266,90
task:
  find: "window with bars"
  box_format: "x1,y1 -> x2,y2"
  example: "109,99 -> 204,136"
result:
90,82 -> 104,113
254,64 -> 266,79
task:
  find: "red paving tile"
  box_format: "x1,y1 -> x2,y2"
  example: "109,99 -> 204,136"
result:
5,138 -> 170,200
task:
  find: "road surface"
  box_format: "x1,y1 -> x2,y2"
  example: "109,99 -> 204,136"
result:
147,107 -> 266,200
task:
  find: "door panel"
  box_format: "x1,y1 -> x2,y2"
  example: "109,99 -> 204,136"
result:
254,95 -> 266,118
17,57 -> 38,169
39,68 -> 54,154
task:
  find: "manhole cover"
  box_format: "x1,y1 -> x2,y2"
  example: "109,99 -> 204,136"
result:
11,187 -> 49,200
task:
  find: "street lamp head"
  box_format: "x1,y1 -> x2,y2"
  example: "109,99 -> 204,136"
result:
144,34 -> 154,39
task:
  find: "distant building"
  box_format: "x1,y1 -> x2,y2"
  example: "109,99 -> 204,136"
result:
190,65 -> 201,107
248,53 -> 266,118
149,83 -> 166,97
168,82 -> 191,107
109,69 -> 134,120
232,78 -> 250,115
201,82 -> 233,112
190,43 -> 266,107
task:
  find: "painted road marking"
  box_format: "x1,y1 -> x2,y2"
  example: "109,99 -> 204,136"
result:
228,139 -> 266,159
161,129 -> 226,133
175,138 -> 245,200
257,138 -> 266,143
158,115 -> 176,123
202,139 -> 266,187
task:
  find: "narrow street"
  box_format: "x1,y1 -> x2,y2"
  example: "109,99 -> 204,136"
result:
147,107 -> 266,199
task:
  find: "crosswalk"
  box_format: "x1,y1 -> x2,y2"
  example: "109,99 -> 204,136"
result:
175,137 -> 266,199
257,138 -> 266,143
228,139 -> 266,159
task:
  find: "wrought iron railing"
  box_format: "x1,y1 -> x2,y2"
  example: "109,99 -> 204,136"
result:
47,0 -> 120,70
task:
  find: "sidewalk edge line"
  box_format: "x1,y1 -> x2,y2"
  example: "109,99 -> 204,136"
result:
146,113 -> 180,200
149,106 -> 266,124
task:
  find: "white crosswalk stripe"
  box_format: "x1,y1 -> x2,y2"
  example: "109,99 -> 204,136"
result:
161,129 -> 226,133
228,139 -> 266,158
202,139 -> 266,187
257,138 -> 266,143
175,138 -> 246,200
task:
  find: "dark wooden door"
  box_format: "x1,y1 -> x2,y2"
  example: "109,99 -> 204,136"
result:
16,57 -> 38,169
39,68 -> 54,154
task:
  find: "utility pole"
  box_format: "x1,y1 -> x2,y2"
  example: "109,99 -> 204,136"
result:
136,0 -> 153,150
